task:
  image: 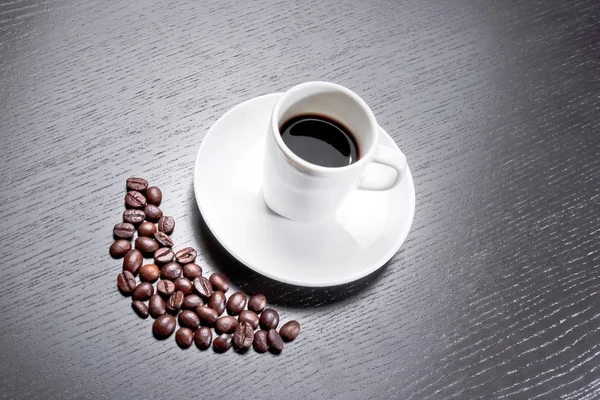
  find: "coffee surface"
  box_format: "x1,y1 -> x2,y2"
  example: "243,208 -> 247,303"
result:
279,115 -> 358,167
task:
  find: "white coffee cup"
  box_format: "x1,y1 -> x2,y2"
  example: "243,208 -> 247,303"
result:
263,81 -> 407,222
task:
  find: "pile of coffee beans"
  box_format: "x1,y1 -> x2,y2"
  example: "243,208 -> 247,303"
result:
112,177 -> 300,354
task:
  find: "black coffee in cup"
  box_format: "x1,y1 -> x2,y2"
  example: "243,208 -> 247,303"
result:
279,115 -> 359,168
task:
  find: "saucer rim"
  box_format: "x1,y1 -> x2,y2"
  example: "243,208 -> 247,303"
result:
193,93 -> 415,287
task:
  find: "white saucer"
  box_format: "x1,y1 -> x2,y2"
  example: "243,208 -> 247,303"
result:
193,93 -> 415,287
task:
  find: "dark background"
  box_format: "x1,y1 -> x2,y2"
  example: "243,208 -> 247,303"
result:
1,0 -> 599,398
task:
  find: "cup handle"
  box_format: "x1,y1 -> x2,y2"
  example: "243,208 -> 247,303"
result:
357,144 -> 407,191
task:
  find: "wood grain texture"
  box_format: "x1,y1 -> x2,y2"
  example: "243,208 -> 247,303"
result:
1,0 -> 599,398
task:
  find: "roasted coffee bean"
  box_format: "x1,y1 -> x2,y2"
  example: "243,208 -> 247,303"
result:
248,293 -> 267,313
182,263 -> 202,280
110,240 -> 131,258
253,330 -> 269,353
260,308 -> 279,330
144,204 -> 163,222
213,334 -> 232,353
125,190 -> 147,209
113,222 -> 135,239
174,277 -> 193,295
233,322 -> 254,351
227,292 -> 247,315
153,314 -> 176,339
157,280 -> 175,297
176,328 -> 194,348
148,294 -> 167,318
209,273 -> 229,292
154,231 -> 173,248
238,310 -> 259,329
135,236 -> 159,255
123,249 -> 143,276
139,264 -> 159,282
279,321 -> 301,342
194,327 -> 212,350
193,277 -> 212,298
182,294 -> 203,310
132,282 -> 154,301
161,262 -> 182,280
145,186 -> 162,206
175,247 -> 197,264
167,291 -> 184,312
157,216 -> 175,234
267,329 -> 284,353
215,316 -> 238,334
178,310 -> 200,330
154,248 -> 174,265
126,177 -> 148,192
117,271 -> 136,295
123,209 -> 145,225
196,306 -> 219,325
132,300 -> 149,318
138,221 -> 157,237
208,291 -> 226,315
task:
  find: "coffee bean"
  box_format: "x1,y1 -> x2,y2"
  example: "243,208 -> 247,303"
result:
175,247 -> 197,264
193,277 -> 213,298
259,309 -> 279,330
253,330 -> 269,353
194,327 -> 212,350
267,329 -> 284,353
113,222 -> 135,239
157,216 -> 175,234
126,177 -> 148,192
248,293 -> 267,313
161,262 -> 182,280
233,322 -> 254,351
132,282 -> 154,301
157,280 -> 175,297
123,209 -> 145,225
148,294 -> 167,318
178,310 -> 200,330
238,310 -> 259,329
139,264 -> 160,282
125,191 -> 147,209
226,292 -> 247,315
117,271 -> 136,295
174,277 -> 194,295
176,328 -> 194,348
209,273 -> 229,293
123,249 -> 143,276
135,236 -> 159,255
215,316 -> 238,334
196,306 -> 219,325
154,248 -> 174,265
213,334 -> 232,353
110,240 -> 131,258
132,300 -> 149,318
167,291 -> 184,312
153,314 -> 176,339
182,294 -> 203,310
146,186 -> 162,206
182,263 -> 202,280
208,291 -> 226,315
154,231 -> 173,248
279,320 -> 301,342
144,204 -> 163,222
137,221 -> 157,237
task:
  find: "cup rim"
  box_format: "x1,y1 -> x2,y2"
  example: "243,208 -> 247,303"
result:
270,81 -> 378,174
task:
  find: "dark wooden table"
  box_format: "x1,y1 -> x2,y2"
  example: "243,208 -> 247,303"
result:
1,0 -> 599,398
